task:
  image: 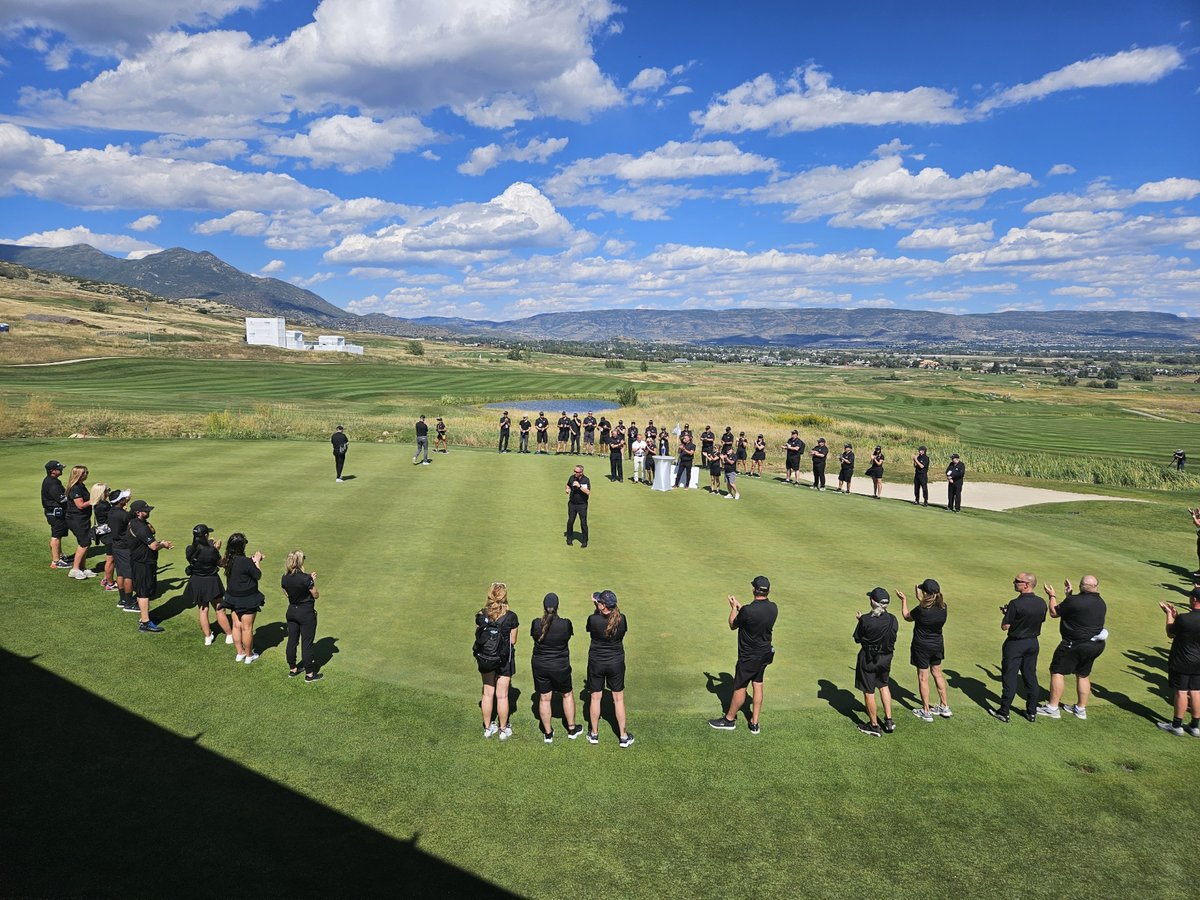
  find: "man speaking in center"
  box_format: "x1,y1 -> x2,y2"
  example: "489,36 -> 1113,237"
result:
565,464 -> 591,549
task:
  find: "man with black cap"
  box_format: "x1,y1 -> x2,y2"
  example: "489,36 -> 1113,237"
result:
518,414 -> 532,453
535,411 -> 550,453
108,491 -> 137,612
810,438 -> 828,490
1157,588 -> 1200,736
570,414 -> 582,455
989,572 -> 1047,723
412,415 -> 430,465
565,464 -> 591,548
330,426 -> 348,482
582,412 -> 597,455
1038,576 -> 1108,720
855,587 -> 899,736
782,431 -> 803,485
946,453 -> 965,512
912,445 -> 929,505
497,411 -> 511,453
41,460 -> 71,569
556,411 -> 571,454
128,499 -> 173,633
709,576 -> 778,734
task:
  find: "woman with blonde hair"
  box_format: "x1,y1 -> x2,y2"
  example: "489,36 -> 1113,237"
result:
474,582 -> 518,739
282,550 -> 322,682
65,465 -> 96,579
898,579 -> 951,721
89,482 -> 114,589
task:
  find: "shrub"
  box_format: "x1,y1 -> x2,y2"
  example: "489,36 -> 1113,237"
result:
1102,379 -> 1119,389
639,360 -> 649,372
616,386 -> 638,407
407,340 -> 425,357
89,300 -> 112,314
604,359 -> 625,369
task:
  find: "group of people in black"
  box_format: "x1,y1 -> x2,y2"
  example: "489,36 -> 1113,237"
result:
39,459 -> 325,681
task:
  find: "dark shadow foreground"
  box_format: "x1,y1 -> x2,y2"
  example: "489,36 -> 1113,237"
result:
0,649 -> 514,899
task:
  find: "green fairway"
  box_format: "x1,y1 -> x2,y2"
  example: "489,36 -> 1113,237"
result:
4,437 -> 1198,898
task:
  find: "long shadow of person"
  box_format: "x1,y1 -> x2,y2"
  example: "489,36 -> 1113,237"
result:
149,582 -> 191,623
703,671 -> 745,719
312,636 -> 339,671
1146,559 -> 1198,582
1089,681 -> 1162,724
254,620 -> 288,653
888,677 -> 920,712
943,667 -> 997,711
816,678 -> 864,725
579,688 -> 620,737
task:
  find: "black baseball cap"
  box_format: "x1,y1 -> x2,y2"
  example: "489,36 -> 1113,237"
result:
919,578 -> 941,595
592,590 -> 617,609
867,587 -> 890,604
543,592 -> 559,609
130,499 -> 154,513
45,460 -> 64,470
751,575 -> 770,594
950,452 -> 960,459
918,445 -> 927,451
193,524 -> 213,537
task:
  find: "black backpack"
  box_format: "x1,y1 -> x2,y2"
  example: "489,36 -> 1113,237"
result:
473,616 -> 506,670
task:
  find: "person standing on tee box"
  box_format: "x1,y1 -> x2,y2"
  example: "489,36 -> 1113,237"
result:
946,453 -> 966,512
1158,590 -> 1200,736
586,590 -> 633,748
709,576 -> 777,733
566,465 -> 590,548
912,445 -> 929,506
412,415 -> 430,465
530,593 -> 583,742
989,572 -> 1047,723
898,579 -> 951,722
1038,576 -> 1107,720
331,425 -> 348,482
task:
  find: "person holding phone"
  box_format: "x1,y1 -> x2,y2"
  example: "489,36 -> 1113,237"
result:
586,590 -> 633,748
565,465 -> 591,548
866,446 -> 885,500
709,576 -> 777,734
898,580 -> 951,722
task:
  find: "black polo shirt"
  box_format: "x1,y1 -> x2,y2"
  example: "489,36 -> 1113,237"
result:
520,418 -> 531,433
108,506 -> 131,549
583,416 -> 596,435
41,475 -> 65,513
282,571 -> 316,605
909,604 -> 947,644
186,543 -> 221,577
567,474 -> 590,504
535,416 -> 549,433
587,612 -> 627,662
415,420 -> 428,437
735,599 -> 778,659
531,616 -> 573,669
1058,592 -> 1106,641
914,452 -> 929,476
1169,610 -> 1200,674
1003,592 -> 1047,640
65,482 -> 90,520
331,431 -> 349,454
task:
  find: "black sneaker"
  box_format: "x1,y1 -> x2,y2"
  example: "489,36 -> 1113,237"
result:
543,729 -> 554,744
586,731 -> 599,745
708,717 -> 736,730
304,673 -> 324,683
881,718 -> 896,734
1019,711 -> 1037,723
121,600 -> 140,613
857,722 -> 882,737
988,708 -> 1011,724
288,669 -> 303,678
566,725 -> 584,740
618,733 -> 635,748
748,721 -> 761,735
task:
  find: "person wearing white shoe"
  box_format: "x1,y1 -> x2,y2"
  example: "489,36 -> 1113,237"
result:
898,579 -> 950,723
64,465 -> 95,578
222,533 -> 266,663
474,582 -> 518,739
186,525 -> 232,647
1158,590 -> 1200,736
128,500 -> 173,630
722,446 -> 740,500
1039,576 -> 1107,721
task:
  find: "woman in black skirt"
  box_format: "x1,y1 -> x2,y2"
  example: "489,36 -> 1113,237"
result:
866,446 -> 885,499
706,446 -> 723,494
736,432 -> 749,474
530,592 -> 581,742
751,434 -> 766,477
91,484 -> 119,591
854,587 -> 898,736
187,524 -> 231,646
221,533 -> 266,664
476,582 -> 519,740
283,550 -> 322,682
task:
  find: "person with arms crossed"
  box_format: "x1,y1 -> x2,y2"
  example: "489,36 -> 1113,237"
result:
912,445 -> 929,506
854,588 -> 899,736
989,572 -> 1047,723
531,593 -> 583,742
866,446 -> 885,500
518,414 -> 532,453
41,460 -> 71,570
837,444 -> 855,495
412,415 -> 430,465
898,579 -> 951,721
810,438 -> 828,491
582,412 -> 597,455
586,590 -> 633,748
782,431 -> 803,486
1158,588 -> 1200,736
709,576 -> 777,733
946,453 -> 965,512
331,425 -> 348,482
565,465 -> 590,548
1037,576 -> 1108,720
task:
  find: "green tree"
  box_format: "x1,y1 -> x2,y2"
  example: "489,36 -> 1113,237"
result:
407,340 -> 425,357
616,386 -> 638,407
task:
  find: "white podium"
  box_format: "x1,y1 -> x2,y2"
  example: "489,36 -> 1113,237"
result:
651,455 -> 675,491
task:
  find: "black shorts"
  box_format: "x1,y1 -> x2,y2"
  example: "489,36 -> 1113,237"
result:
855,652 -> 893,693
839,468 -> 854,482
785,454 -> 800,470
532,665 -> 573,695
558,430 -> 570,442
733,653 -> 772,689
131,560 -> 157,600
1050,640 -> 1105,677
112,546 -> 132,579
46,512 -> 68,539
1168,670 -> 1200,691
587,658 -> 625,693
910,641 -> 944,669
66,517 -> 90,546
537,432 -> 548,444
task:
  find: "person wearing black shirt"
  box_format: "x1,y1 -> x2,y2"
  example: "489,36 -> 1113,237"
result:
608,427 -> 625,482
92,486 -> 124,591
535,412 -> 550,452
705,446 -> 722,494
699,426 -> 715,468
751,435 -> 766,478
989,572 -> 1048,723
1158,591 -> 1200,736
898,579 -> 951,721
946,453 -> 965,512
709,576 -> 777,733
556,412 -> 571,454
565,465 -> 591,547
674,431 -> 695,488
476,582 -> 519,740
1038,576 -> 1108,720
586,590 -> 633,748
582,413 -> 597,455
736,432 -> 748,474
331,425 -> 349,482
222,532 -> 266,662
782,431 -> 803,485
720,427 -> 734,456
129,500 -> 174,633
64,465 -> 96,579
531,593 -> 583,742
837,445 -> 855,494
810,438 -> 828,490
854,588 -> 899,736
497,412 -> 511,453
597,416 -> 610,453
283,550 -> 322,682
412,415 -> 430,465
435,416 -> 448,453
108,494 -> 136,612
186,524 -> 231,646
866,446 -> 885,499
658,431 -> 670,458
517,415 -> 532,453
912,445 -> 930,506
626,422 -> 638,460
722,446 -> 740,500
570,414 -> 582,454
41,460 -> 71,570
644,420 -> 657,454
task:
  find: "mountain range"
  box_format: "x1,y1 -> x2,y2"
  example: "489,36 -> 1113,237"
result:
2,243 -> 1197,349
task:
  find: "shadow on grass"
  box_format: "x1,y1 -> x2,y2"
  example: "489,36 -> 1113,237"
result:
943,667 -> 997,712
703,671 -> 750,719
1088,646 -> 1171,724
580,688 -> 620,737
254,620 -> 288,653
313,635 -> 339,670
1146,559 -> 1199,583
888,677 -> 921,712
0,649 -> 513,898
816,678 -> 863,725
148,582 -> 190,622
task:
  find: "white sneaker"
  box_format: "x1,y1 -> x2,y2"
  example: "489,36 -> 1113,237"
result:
244,653 -> 259,665
498,725 -> 512,741
69,569 -> 87,580
204,633 -> 216,646
483,723 -> 499,739
82,569 -> 99,578
935,704 -> 953,718
1036,704 -> 1061,719
335,478 -> 344,483
1063,704 -> 1088,720
225,634 -> 234,645
235,653 -> 246,662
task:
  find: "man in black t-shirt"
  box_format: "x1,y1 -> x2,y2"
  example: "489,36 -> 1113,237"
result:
1157,590 -> 1200,736
412,415 -> 430,464
582,413 -> 597,454
330,426 -> 349,482
556,412 -> 571,454
946,453 -> 965,512
518,415 -> 532,453
41,460 -> 71,569
699,426 -> 715,466
1038,575 -> 1107,720
608,427 -> 625,482
570,414 -> 582,454
709,576 -> 778,733
565,465 -> 591,548
498,411 -> 511,453
810,438 -> 828,490
912,445 -> 929,505
598,416 -> 610,453
674,431 -> 695,488
990,572 -> 1048,723
535,412 -> 550,453
626,422 -> 638,460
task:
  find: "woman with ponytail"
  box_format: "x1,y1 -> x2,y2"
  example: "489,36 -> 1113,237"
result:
187,525 -> 231,646
221,532 -> 265,664
530,592 -> 581,743
898,579 -> 951,721
586,590 -> 633,748
475,582 -> 518,740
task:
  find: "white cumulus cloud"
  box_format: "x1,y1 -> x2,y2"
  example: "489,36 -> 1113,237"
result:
128,214 -> 161,231
1024,177 -> 1200,213
458,137 -> 569,176
267,115 -> 438,173
258,259 -> 285,274
4,225 -> 161,256
898,222 -> 995,250
1047,163 -> 1076,177
628,67 -> 667,91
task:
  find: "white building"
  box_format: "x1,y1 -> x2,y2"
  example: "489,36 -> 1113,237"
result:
244,317 -> 363,355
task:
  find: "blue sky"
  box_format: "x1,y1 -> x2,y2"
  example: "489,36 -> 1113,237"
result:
1,1 -> 1197,321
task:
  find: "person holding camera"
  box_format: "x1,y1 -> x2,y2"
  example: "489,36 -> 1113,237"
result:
912,445 -> 929,506
187,524 -> 231,646
898,580 -> 951,721
709,575 -> 777,734
41,460 -> 72,570
1038,576 -> 1108,721
331,425 -> 348,482
586,590 -> 633,747
566,465 -> 591,548
221,533 -> 265,663
129,499 -> 173,633
1158,589 -> 1200,736
946,453 -> 966,512
531,592 -> 582,742
989,572 -> 1047,723
854,587 -> 898,736
283,550 -> 322,682
475,582 -> 518,740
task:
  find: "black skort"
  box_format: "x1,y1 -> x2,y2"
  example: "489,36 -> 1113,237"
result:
532,665 -> 573,695
586,658 -> 625,693
66,517 -> 90,546
226,593 -> 265,615
1049,639 -> 1105,677
855,651 -> 893,693
189,573 -> 225,607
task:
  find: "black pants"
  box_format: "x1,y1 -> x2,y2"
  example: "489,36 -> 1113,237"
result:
498,430 -> 509,452
286,604 -> 317,674
947,480 -> 962,511
914,475 -> 927,503
812,464 -> 826,489
519,432 -> 529,452
610,452 -> 623,481
674,460 -> 692,487
567,502 -> 588,545
999,637 -> 1040,715
570,434 -> 580,454
334,452 -> 345,478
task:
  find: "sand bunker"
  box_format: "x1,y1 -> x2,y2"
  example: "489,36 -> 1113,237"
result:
790,473 -> 1134,511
